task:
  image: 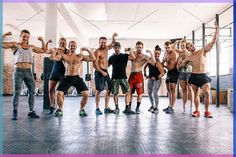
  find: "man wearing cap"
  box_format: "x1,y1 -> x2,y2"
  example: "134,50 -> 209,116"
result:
108,42 -> 136,114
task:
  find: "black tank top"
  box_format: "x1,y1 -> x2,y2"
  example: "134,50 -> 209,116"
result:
51,49 -> 68,75
148,63 -> 161,80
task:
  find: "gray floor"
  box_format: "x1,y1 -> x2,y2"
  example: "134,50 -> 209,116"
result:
3,95 -> 233,154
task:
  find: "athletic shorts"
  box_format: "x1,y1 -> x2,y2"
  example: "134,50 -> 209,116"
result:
188,73 -> 211,88
57,75 -> 88,93
166,68 -> 179,84
128,72 -> 144,95
94,69 -> 111,92
179,72 -> 191,81
111,79 -> 130,95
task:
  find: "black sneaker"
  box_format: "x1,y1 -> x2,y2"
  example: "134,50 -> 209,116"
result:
165,107 -> 174,114
55,109 -> 60,115
152,108 -> 159,114
11,110 -> 18,120
104,108 -> 114,114
49,106 -> 55,114
28,111 -> 40,118
113,108 -> 120,114
148,106 -> 154,112
163,106 -> 170,112
123,108 -> 135,115
79,109 -> 88,117
136,107 -> 140,114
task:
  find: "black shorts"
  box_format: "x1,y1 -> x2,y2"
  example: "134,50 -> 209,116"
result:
188,73 -> 211,88
166,69 -> 179,84
94,69 -> 111,92
57,75 -> 88,93
49,72 -> 64,82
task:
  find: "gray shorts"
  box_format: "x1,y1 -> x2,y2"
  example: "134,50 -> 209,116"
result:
179,72 -> 191,81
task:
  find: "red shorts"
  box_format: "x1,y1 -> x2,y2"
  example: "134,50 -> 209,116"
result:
128,72 -> 144,95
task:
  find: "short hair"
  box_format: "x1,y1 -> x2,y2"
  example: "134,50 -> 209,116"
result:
20,29 -> 30,36
59,37 -> 67,42
99,36 -> 107,41
136,41 -> 143,46
164,41 -> 172,46
155,45 -> 161,51
180,39 -> 187,44
69,40 -> 76,47
113,42 -> 121,47
186,42 -> 192,47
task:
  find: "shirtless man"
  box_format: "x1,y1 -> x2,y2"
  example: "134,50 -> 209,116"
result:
182,21 -> 219,118
126,41 -> 155,114
162,41 -> 179,114
93,33 -> 118,115
49,41 -> 96,117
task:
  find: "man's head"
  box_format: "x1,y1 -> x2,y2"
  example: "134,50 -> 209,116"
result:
20,29 -> 30,44
180,39 -> 187,51
186,42 -> 196,52
135,41 -> 144,53
164,41 -> 172,53
58,37 -> 67,48
68,41 -> 77,53
113,42 -> 121,54
99,36 -> 107,49
154,45 -> 161,59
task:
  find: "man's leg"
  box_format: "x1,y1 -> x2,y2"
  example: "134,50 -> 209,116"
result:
191,84 -> 200,117
201,83 -> 212,118
79,90 -> 89,117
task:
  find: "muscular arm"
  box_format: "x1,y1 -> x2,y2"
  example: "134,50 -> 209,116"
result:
49,48 -> 63,61
204,21 -> 219,53
2,32 -> 18,49
81,48 -> 96,62
172,40 -> 182,54
156,61 -> 165,78
145,50 -> 156,65
31,36 -> 46,54
177,55 -> 186,69
107,33 -> 118,50
127,49 -> 136,61
143,62 -> 148,77
93,50 -> 105,74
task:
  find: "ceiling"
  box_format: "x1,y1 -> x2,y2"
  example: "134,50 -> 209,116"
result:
3,3 -> 233,45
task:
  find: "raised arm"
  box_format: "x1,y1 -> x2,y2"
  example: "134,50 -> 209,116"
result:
2,32 -> 18,49
125,48 -> 136,61
49,48 -> 63,61
81,47 -> 96,62
145,49 -> 156,65
31,36 -> 46,54
204,21 -> 219,53
107,33 -> 118,50
172,40 -> 182,54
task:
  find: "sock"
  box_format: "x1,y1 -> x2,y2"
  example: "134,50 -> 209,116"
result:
13,110 -> 17,113
137,102 -> 141,108
115,104 -> 119,109
125,105 -> 129,109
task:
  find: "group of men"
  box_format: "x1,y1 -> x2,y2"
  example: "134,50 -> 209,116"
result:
3,20 -> 218,120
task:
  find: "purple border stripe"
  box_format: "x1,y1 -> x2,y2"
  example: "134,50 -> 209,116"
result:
1,155 -> 234,157
2,0 -> 233,3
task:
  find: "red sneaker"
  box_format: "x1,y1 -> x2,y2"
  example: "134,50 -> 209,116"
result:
204,111 -> 213,118
192,111 -> 200,117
